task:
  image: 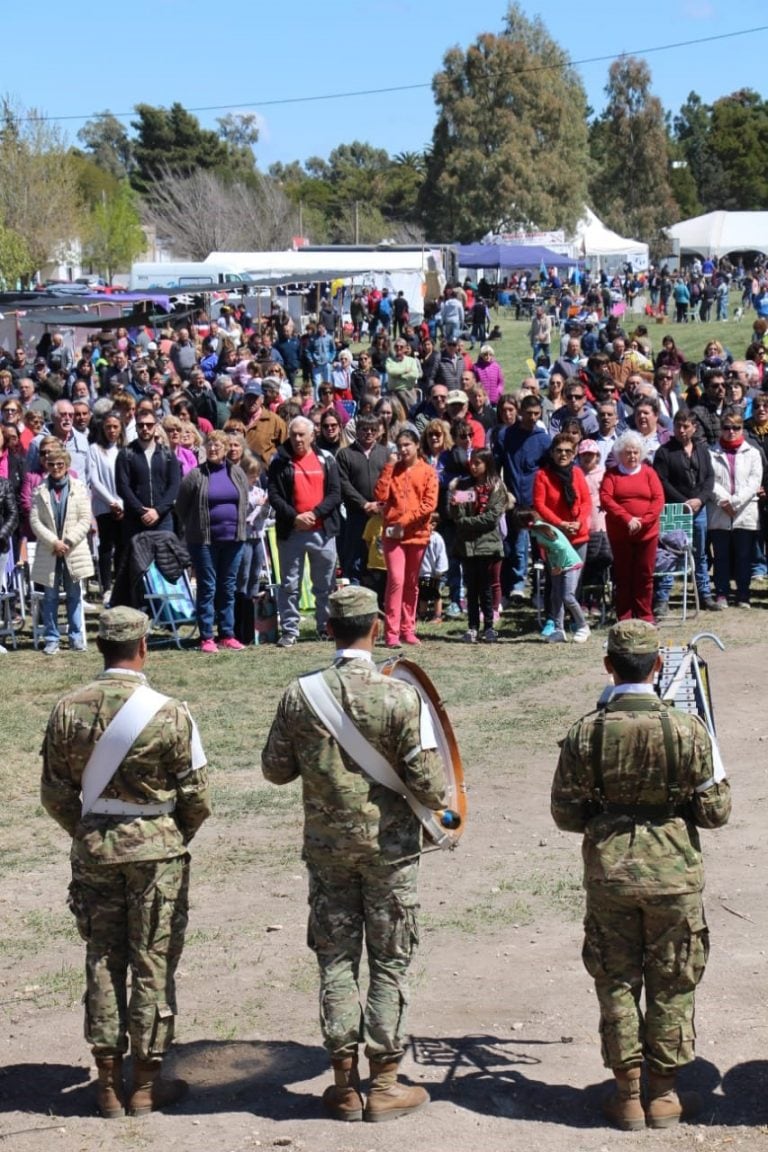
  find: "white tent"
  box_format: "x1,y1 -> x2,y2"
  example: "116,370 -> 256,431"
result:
666,211 -> 768,259
573,207 -> 649,271
204,248 -> 446,312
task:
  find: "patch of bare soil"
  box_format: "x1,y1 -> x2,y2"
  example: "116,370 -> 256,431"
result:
2,612 -> 768,1152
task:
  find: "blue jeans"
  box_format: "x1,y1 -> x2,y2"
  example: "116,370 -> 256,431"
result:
277,529 -> 337,637
550,545 -> 587,630
502,523 -> 529,595
654,504 -> 711,602
42,560 -> 84,647
311,364 -> 332,390
710,528 -> 755,603
342,509 -> 368,584
188,540 -> 244,640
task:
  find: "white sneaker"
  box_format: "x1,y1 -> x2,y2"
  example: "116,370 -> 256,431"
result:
0,644 -> 7,655
547,629 -> 566,643
462,629 -> 478,643
573,626 -> 591,643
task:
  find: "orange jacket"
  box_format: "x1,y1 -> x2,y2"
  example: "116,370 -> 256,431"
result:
374,458 -> 438,546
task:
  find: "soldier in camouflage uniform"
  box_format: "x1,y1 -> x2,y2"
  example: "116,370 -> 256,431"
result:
262,586 -> 445,1123
41,606 -> 211,1119
551,619 -> 731,1130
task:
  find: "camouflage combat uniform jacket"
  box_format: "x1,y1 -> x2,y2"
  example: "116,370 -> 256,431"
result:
41,668 -> 211,863
551,688 -> 731,894
262,652 -> 446,865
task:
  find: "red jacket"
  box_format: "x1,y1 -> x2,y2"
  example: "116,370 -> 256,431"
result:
533,464 -> 592,547
599,464 -> 664,542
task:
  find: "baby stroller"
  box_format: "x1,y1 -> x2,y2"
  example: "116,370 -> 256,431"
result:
579,530 -> 613,627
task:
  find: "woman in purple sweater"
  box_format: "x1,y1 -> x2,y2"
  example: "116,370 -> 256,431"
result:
175,431 -> 250,652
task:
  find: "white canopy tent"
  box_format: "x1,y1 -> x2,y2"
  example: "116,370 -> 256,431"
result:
572,207 -> 649,271
665,211 -> 768,260
204,248 -> 446,314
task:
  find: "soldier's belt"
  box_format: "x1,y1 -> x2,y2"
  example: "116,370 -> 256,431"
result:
603,802 -> 685,821
88,798 -> 176,817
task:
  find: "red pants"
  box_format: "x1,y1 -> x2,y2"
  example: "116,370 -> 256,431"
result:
609,534 -> 658,622
382,540 -> 426,643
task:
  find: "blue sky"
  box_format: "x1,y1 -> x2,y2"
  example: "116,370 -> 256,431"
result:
5,0 -> 765,169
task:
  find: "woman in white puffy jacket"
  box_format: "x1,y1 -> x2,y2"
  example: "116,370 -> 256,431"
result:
708,408 -> 763,607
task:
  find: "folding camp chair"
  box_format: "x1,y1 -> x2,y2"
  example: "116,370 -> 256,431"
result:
653,503 -> 699,623
143,561 -> 198,648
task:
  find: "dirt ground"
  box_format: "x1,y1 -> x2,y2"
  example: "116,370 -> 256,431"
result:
1,606 -> 768,1152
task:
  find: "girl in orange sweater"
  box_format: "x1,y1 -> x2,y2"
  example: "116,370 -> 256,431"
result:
374,429 -> 439,646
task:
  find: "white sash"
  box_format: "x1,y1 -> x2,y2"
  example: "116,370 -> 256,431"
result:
81,685 -> 172,815
297,671 -> 451,849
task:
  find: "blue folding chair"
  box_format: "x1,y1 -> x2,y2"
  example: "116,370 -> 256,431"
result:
143,561 -> 198,648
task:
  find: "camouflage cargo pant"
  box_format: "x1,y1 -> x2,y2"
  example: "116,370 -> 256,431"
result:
68,854 -> 190,1061
583,889 -> 709,1074
307,859 -> 420,1060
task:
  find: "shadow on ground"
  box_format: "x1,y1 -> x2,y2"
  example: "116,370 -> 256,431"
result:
1,1037 -> 764,1128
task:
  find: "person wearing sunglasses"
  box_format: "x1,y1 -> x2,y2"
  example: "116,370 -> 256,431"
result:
115,409 -> 181,543
707,409 -> 762,608
30,447 -> 93,654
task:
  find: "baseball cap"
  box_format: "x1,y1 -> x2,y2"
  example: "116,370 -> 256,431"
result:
328,586 -> 384,619
98,606 -> 150,642
244,383 -> 263,397
446,390 -> 468,406
577,439 -> 599,455
606,619 -> 659,657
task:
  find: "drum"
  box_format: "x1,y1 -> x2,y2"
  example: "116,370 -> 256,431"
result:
382,656 -> 467,847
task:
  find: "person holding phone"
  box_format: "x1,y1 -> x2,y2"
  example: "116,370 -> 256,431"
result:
374,430 -> 438,647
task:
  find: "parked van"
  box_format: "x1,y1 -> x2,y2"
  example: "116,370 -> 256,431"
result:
129,262 -> 253,291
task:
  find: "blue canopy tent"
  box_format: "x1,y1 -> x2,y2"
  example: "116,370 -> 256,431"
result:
456,242 -> 573,272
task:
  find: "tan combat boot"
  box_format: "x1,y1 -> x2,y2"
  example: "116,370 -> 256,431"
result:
364,1059 -> 428,1123
646,1071 -> 686,1129
128,1059 -> 188,1117
322,1055 -> 364,1121
94,1055 -> 125,1119
602,1067 -> 645,1131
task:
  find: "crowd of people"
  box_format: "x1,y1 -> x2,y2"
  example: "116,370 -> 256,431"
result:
1,291 -> 767,652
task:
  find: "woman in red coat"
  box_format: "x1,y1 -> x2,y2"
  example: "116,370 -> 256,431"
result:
533,433 -> 592,640
600,431 -> 665,622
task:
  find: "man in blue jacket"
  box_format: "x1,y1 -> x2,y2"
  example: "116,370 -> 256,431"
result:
494,395 -> 551,599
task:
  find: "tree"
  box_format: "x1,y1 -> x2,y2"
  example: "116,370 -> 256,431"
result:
589,57 -> 677,244
143,167 -> 292,258
673,93 -> 716,208
269,143 -> 423,243
77,111 -> 133,180
0,221 -> 30,288
0,98 -> 83,280
707,90 -> 768,210
82,182 -> 145,281
215,112 -> 259,178
418,4 -> 590,240
130,103 -> 233,193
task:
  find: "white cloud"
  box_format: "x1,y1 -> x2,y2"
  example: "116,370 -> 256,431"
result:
681,1 -> 716,18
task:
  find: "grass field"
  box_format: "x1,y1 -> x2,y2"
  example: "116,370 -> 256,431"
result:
465,293 -> 759,391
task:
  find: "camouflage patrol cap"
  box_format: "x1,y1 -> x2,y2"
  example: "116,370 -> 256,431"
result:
98,606 -> 151,642
328,586 -> 383,619
607,619 -> 659,656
